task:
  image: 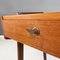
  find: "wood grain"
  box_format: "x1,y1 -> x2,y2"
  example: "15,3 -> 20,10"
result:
1,12 -> 60,58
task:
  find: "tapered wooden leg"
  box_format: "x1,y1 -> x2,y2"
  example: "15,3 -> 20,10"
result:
17,42 -> 23,60
43,52 -> 47,60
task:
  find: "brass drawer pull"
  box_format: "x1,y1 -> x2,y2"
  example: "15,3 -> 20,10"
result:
26,27 -> 40,36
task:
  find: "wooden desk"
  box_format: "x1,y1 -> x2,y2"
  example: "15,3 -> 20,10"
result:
1,12 -> 60,60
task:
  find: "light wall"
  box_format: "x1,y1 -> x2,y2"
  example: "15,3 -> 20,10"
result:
0,0 -> 60,15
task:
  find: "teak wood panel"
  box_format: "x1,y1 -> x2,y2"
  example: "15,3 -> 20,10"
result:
1,12 -> 60,58
2,19 -> 48,51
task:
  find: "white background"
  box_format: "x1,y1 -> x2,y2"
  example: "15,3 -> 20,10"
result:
0,36 -> 60,60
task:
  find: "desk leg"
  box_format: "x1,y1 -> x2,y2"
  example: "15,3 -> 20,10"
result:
17,42 -> 23,60
43,52 -> 47,60
4,36 -> 46,60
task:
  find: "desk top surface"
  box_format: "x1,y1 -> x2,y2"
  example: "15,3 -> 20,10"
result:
2,12 -> 60,20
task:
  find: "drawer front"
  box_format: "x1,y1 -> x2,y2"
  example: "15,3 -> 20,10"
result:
2,19 -> 48,50
14,19 -> 48,49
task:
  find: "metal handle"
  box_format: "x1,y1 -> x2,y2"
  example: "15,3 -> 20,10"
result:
26,27 -> 40,36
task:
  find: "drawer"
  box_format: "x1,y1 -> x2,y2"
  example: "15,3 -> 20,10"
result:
2,19 -> 48,50
15,19 -> 48,48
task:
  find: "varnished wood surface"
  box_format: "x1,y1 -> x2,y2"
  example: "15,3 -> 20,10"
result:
2,12 -> 60,20
1,12 -> 60,58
